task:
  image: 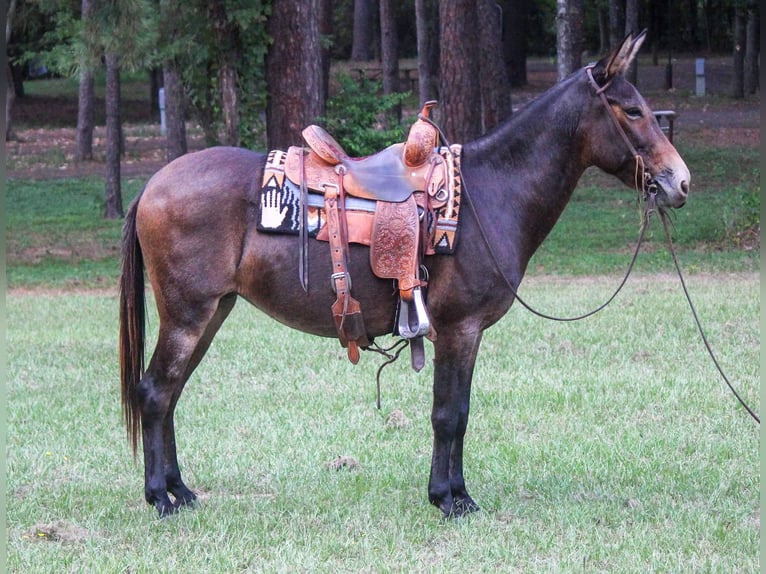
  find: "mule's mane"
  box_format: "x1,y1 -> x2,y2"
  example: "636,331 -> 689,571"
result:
465,68 -> 588,162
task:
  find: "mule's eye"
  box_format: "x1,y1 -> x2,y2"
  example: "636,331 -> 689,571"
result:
625,107 -> 643,119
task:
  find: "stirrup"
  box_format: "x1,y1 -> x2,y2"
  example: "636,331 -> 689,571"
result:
397,287 -> 431,339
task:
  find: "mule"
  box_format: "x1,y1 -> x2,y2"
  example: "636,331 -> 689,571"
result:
120,32 -> 690,518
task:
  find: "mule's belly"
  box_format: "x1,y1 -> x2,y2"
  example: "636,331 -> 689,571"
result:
236,233 -> 400,339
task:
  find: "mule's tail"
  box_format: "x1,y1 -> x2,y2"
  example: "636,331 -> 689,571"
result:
119,197 -> 145,459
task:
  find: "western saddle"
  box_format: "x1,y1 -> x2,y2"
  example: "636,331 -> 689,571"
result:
282,101 -> 453,368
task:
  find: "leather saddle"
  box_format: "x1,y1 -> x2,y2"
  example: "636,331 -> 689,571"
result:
282,102 -> 449,367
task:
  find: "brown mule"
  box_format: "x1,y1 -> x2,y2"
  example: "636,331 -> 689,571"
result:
120,32 -> 690,518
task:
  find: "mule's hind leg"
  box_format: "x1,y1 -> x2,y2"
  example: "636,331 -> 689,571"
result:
163,294 -> 237,510
138,295 -> 236,517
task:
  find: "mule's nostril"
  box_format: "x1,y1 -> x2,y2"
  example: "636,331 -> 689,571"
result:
681,181 -> 689,195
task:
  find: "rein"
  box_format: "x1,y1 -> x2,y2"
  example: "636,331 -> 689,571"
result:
657,211 -> 760,424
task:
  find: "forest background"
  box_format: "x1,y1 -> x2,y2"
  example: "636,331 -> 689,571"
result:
6,0 -> 760,219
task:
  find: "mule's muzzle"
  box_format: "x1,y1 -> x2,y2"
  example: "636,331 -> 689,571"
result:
651,174 -> 689,209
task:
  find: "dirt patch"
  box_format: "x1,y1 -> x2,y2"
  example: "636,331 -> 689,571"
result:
22,520 -> 95,543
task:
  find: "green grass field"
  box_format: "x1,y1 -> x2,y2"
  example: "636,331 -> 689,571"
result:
6,274 -> 759,572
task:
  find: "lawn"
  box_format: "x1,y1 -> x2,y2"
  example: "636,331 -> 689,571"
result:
6,273 -> 759,572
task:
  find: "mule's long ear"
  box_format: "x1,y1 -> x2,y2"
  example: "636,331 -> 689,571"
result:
592,29 -> 647,84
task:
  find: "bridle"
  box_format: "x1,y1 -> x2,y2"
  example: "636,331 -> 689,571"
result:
585,65 -> 655,203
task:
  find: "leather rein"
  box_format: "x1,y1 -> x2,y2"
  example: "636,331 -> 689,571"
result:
429,67 -> 760,424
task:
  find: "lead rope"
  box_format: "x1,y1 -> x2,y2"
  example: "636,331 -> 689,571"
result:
658,211 -> 760,424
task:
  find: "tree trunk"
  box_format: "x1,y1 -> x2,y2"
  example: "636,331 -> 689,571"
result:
744,2 -> 759,94
503,0 -> 527,88
163,61 -> 187,162
556,0 -> 572,81
320,0 -> 333,106
439,0 -> 481,142
75,69 -> 95,161
351,0 -> 374,61
478,0 -> 511,130
210,0 -> 240,146
149,68 -> 161,122
415,0 -> 436,104
104,52 -> 124,219
597,6 -> 608,54
5,0 -> 17,141
6,64 -> 16,141
624,0 -> 638,84
608,0 -> 625,50
556,0 -> 583,82
266,0 -> 324,150
732,7 -> 746,99
379,0 -> 400,125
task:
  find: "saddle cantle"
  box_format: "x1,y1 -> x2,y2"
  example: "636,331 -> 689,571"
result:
267,102 -> 460,366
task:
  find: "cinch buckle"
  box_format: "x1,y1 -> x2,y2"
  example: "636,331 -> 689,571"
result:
331,271 -> 351,293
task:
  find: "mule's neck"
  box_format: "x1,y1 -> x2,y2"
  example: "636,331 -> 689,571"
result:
461,70 -> 592,260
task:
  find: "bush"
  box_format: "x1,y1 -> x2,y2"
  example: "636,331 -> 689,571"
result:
318,73 -> 411,156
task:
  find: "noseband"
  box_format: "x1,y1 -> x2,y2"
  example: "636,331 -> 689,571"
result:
586,66 -> 654,201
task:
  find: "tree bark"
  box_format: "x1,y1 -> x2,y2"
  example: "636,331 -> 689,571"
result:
503,0 -> 527,88
320,0 -> 333,106
266,0 -> 324,150
439,0 -> 481,142
556,0 -> 583,82
415,0 -> 437,104
556,0 -> 572,81
351,0 -> 374,61
624,0 -> 638,84
744,2 -> 759,94
210,0 -> 240,146
104,52 -> 124,219
478,0 -> 511,130
608,0 -> 625,50
6,64 -> 16,141
75,69 -> 95,161
731,7 -> 746,99
163,61 -> 187,162
5,0 -> 17,141
379,0 -> 400,125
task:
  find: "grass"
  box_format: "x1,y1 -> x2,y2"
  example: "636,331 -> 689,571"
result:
6,274 -> 759,572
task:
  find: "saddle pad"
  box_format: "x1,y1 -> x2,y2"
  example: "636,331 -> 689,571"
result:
257,145 -> 463,254
257,149 -> 325,237
433,145 -> 462,254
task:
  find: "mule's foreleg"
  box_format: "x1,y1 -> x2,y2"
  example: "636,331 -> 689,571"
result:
428,329 -> 482,518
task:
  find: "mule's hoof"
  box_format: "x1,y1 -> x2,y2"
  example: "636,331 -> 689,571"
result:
155,500 -> 178,519
443,497 -> 480,519
172,490 -> 198,509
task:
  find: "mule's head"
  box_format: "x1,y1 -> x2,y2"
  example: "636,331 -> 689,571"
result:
583,31 -> 690,209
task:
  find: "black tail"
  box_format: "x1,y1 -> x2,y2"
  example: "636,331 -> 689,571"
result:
119,197 -> 146,459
